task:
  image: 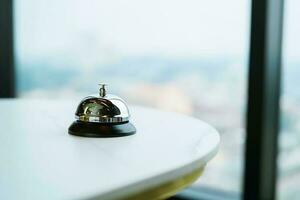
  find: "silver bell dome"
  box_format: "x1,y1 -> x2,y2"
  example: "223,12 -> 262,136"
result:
75,84 -> 130,123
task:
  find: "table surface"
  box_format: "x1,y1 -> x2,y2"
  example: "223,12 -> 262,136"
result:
0,100 -> 219,200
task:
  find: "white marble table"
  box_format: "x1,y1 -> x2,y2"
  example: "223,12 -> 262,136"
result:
0,100 -> 219,200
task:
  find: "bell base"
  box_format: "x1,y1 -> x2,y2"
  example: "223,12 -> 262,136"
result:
68,121 -> 136,137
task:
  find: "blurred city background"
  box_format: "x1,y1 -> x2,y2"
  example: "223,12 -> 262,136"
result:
14,0 -> 299,199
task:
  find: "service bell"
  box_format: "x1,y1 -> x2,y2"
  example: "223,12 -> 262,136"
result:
68,84 -> 136,137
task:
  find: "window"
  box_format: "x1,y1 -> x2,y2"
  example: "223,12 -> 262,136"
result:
14,0 -> 250,195
278,0 -> 300,199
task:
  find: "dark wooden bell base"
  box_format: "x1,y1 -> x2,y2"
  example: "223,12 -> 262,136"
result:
68,121 -> 136,137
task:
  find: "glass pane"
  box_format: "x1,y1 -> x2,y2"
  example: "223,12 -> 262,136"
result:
278,0 -> 300,199
15,0 -> 250,194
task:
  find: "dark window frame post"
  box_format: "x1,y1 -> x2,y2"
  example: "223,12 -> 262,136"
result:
243,0 -> 284,199
0,0 -> 15,97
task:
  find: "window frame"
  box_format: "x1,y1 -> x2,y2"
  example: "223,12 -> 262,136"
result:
0,0 -> 15,97
243,0 -> 284,199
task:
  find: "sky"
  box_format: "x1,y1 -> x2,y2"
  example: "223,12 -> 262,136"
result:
15,0 -> 249,60
14,0 -> 299,65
